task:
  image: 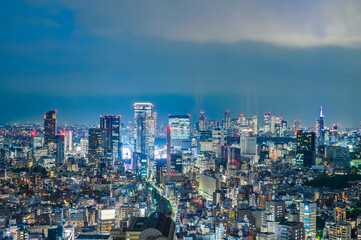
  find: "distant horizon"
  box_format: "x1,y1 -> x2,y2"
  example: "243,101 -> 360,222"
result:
1,103 -> 360,129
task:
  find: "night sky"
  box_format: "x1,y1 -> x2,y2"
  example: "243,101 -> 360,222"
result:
1,0 -> 361,127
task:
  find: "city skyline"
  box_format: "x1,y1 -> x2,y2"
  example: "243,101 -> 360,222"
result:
1,2 -> 361,239
1,104 -> 359,130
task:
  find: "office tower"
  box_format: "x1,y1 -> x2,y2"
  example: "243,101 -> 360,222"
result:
240,135 -> 257,156
238,114 -> 247,127
168,115 -> 191,153
294,120 -> 301,135
216,223 -> 224,240
198,110 -> 207,131
199,173 -> 221,196
280,120 -> 287,137
267,200 -> 286,221
316,106 -> 325,144
296,131 -> 316,168
276,222 -> 305,240
132,152 -> 148,179
333,202 -> 346,222
88,128 -> 107,167
249,115 -> 258,134
47,134 -> 64,164
270,115 -> 281,135
222,109 -> 231,130
44,110 -> 56,146
212,127 -> 226,146
64,130 -> 72,152
32,134 -> 44,148
326,222 -> 351,240
100,115 -> 121,163
80,137 -> 88,158
300,201 -> 316,237
133,103 -> 156,159
263,112 -> 271,133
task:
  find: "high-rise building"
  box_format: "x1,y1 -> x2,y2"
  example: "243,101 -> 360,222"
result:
168,115 -> 191,153
47,134 -> 64,165
296,131 -> 316,168
100,115 -> 121,163
88,128 -> 107,167
249,115 -> 258,134
240,135 -> 257,156
64,130 -> 72,152
316,106 -> 326,144
80,137 -> 88,158
198,110 -> 207,131
280,120 -> 288,137
300,201 -> 316,237
133,103 -> 156,159
44,110 -> 56,146
222,110 -> 231,130
263,112 -> 271,133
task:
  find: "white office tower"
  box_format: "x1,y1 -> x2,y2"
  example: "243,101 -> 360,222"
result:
168,115 -> 191,153
65,130 -> 73,152
80,138 -> 88,158
33,134 -> 44,148
216,223 -> 224,240
300,201 -> 316,238
240,135 -> 258,165
249,115 -> 258,134
133,103 -> 156,159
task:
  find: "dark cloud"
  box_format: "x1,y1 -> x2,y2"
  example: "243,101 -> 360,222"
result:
0,0 -> 361,126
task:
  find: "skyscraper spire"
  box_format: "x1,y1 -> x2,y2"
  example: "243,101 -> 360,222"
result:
320,106 -> 325,118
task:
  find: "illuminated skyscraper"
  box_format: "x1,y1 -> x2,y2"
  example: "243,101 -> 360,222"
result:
316,106 -> 325,144
133,103 -> 156,159
168,115 -> 191,153
263,112 -> 271,133
44,110 -> 56,146
198,110 -> 207,131
222,109 -> 231,130
100,115 -> 121,163
88,128 -> 107,167
300,201 -> 316,237
280,120 -> 288,137
249,115 -> 258,134
64,130 -> 72,152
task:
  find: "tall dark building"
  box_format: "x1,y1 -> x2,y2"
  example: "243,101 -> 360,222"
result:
100,115 -> 121,164
44,110 -> 56,146
296,130 -> 316,168
88,128 -> 107,167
